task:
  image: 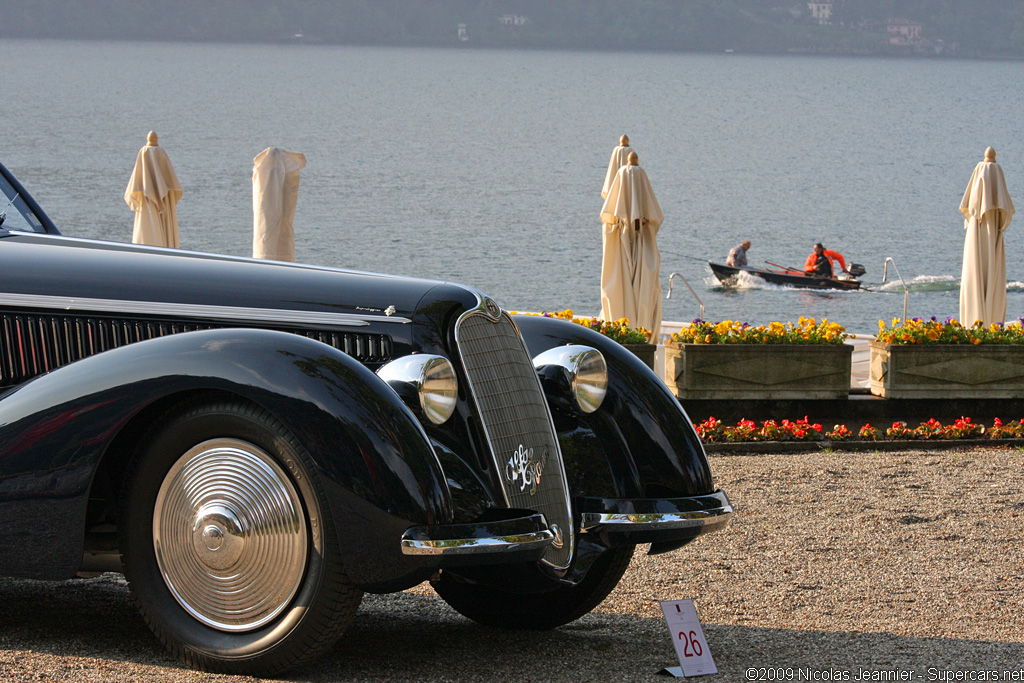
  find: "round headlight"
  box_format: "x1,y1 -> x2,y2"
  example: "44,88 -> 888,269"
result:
533,345 -> 608,414
377,355 -> 458,425
419,356 -> 458,424
572,348 -> 608,413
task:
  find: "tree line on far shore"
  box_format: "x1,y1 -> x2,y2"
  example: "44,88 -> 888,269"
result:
2,1 -> 1023,59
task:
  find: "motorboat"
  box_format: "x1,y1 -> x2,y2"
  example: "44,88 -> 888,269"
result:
708,261 -> 864,291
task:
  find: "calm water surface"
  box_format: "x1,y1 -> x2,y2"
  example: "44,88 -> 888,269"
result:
2,39 -> 1023,333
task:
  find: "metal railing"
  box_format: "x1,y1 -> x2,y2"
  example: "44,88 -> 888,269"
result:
882,257 -> 909,321
666,272 -> 705,321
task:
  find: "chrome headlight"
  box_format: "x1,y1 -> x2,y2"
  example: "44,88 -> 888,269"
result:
377,355 -> 458,424
533,345 -> 608,414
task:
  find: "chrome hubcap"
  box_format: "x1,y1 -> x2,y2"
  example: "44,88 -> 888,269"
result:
191,503 -> 245,571
153,438 -> 308,631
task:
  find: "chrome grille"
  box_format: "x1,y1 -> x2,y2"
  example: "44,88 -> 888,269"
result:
455,309 -> 573,570
0,312 -> 392,387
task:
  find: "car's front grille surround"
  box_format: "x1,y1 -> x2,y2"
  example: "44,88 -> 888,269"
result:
0,312 -> 392,387
455,308 -> 574,570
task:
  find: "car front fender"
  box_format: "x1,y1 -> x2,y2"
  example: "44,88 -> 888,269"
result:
512,314 -> 715,500
0,328 -> 450,585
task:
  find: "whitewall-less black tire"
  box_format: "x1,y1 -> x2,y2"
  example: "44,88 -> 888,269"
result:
120,399 -> 362,675
433,546 -> 634,630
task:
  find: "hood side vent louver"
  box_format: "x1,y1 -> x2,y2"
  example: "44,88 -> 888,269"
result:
0,313 -> 392,388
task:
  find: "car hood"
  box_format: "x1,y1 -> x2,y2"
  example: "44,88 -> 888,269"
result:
0,233 -> 481,325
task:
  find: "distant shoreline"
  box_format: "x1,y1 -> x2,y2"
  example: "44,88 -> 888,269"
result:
3,34 -> 1023,62
5,0 -> 1023,61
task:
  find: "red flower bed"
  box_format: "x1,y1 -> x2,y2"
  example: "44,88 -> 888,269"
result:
694,416 -> 1024,443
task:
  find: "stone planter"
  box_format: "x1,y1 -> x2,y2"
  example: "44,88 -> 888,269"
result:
869,340 -> 1024,399
664,343 -> 852,400
623,343 -> 656,371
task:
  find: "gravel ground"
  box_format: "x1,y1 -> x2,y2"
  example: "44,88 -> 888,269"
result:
1,445 -> 1021,682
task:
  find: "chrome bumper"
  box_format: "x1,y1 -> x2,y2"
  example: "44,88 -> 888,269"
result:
401,512 -> 553,565
578,489 -> 734,546
400,490 -> 733,564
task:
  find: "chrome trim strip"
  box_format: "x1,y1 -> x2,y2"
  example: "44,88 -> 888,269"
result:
0,292 -> 411,327
400,529 -> 555,556
580,505 -> 735,533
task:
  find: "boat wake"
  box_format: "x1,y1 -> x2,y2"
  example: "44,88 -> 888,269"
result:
872,274 -> 1024,293
704,272 -> 791,291
873,274 -> 959,293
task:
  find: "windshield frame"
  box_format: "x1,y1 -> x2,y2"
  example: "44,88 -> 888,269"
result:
0,161 -> 61,235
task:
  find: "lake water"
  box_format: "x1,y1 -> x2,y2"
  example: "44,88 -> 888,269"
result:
2,39 -> 1023,335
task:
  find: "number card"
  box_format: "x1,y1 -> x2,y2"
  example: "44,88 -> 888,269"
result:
659,599 -> 717,678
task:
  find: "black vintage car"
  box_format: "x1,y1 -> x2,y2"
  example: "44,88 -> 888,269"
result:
0,160 -> 733,675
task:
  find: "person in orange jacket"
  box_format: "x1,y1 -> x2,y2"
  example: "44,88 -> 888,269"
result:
804,243 -> 847,277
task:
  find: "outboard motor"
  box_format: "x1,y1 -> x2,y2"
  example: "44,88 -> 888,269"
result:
847,263 -> 866,277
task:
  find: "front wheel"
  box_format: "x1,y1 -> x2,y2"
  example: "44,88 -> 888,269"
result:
432,546 -> 634,630
120,399 -> 362,675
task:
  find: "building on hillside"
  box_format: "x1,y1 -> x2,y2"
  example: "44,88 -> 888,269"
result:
807,2 -> 833,24
499,15 -> 529,27
887,18 -> 923,47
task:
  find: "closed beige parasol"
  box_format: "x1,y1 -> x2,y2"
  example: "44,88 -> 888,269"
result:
601,134 -> 634,200
252,147 -> 306,262
960,147 -> 1015,326
125,131 -> 182,248
600,151 -> 664,340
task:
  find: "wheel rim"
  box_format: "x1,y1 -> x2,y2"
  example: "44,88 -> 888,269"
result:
153,438 -> 309,632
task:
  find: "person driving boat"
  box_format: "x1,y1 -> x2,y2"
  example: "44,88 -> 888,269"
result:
804,243 -> 846,277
